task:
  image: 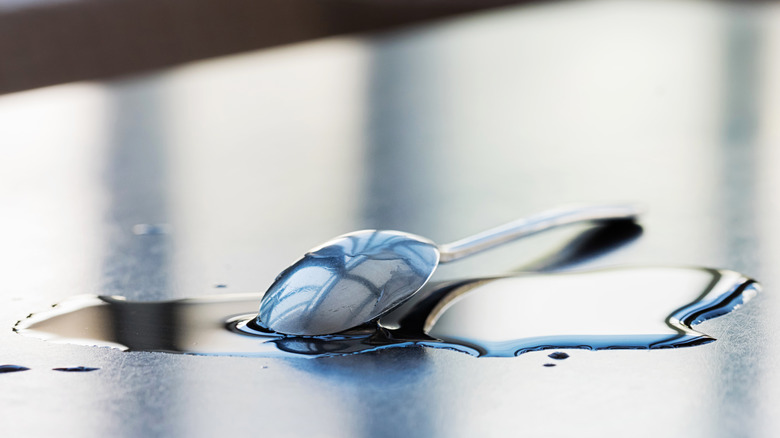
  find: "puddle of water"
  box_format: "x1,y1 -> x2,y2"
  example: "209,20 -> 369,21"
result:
14,266 -> 758,358
420,267 -> 759,356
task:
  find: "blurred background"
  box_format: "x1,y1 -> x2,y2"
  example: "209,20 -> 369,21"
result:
1,1 -> 779,437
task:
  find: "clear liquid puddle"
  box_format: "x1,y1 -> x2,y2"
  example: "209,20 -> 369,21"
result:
14,267 -> 759,358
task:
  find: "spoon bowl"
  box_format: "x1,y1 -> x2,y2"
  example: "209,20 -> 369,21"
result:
256,230 -> 439,336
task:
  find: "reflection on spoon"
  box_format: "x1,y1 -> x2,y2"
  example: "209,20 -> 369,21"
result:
257,204 -> 641,335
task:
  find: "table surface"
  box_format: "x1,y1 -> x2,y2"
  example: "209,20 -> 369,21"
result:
2,1 -> 779,437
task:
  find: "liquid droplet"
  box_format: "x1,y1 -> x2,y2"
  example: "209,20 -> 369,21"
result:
543,363 -> 557,368
0,365 -> 30,373
14,267 -> 759,359
548,352 -> 569,360
52,366 -> 100,372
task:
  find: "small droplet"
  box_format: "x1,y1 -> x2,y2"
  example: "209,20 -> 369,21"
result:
548,352 -> 570,360
0,365 -> 30,373
215,284 -> 228,288
53,366 -> 100,372
543,363 -> 556,367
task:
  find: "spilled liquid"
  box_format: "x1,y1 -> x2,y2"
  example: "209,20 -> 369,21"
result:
14,266 -> 759,358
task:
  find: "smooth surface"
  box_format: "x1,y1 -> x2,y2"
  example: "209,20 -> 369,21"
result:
1,1 -> 779,437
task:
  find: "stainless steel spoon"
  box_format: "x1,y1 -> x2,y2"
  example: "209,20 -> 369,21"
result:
256,204 -> 641,336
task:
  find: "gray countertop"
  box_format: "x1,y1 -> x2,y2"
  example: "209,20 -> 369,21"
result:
1,1 -> 778,437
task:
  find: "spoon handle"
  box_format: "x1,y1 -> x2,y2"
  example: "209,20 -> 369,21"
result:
437,204 -> 642,263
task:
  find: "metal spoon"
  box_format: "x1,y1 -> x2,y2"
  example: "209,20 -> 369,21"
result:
256,204 -> 641,336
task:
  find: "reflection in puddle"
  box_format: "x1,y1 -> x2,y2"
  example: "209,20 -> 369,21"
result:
14,267 -> 758,358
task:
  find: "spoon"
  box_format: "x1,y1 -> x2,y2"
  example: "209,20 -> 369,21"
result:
256,204 -> 641,336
